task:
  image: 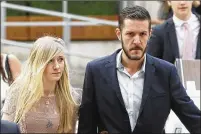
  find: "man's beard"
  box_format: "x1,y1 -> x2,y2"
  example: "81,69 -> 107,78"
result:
121,35 -> 146,60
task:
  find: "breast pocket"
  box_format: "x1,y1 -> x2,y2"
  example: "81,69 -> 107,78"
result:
150,93 -> 170,119
151,93 -> 168,108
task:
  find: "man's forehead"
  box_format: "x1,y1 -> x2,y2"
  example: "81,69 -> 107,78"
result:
123,19 -> 149,26
122,19 -> 149,30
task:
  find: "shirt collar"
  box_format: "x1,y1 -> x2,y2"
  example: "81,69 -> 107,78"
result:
116,49 -> 146,73
173,13 -> 197,27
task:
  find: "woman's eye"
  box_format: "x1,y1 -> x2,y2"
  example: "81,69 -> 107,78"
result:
58,58 -> 64,62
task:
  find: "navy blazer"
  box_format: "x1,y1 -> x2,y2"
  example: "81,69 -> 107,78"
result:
78,49 -> 200,134
1,120 -> 20,133
147,14 -> 201,64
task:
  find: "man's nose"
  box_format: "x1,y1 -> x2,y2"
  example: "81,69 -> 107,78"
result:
180,1 -> 186,5
132,35 -> 140,44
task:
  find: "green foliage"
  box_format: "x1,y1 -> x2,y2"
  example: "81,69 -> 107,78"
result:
7,1 -> 28,16
68,1 -> 118,15
7,1 -> 118,16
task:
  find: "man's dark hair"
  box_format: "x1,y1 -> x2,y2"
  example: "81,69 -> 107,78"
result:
118,6 -> 151,31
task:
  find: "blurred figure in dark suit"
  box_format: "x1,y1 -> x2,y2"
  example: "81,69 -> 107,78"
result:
1,120 -> 20,133
195,1 -> 201,15
147,1 -> 200,64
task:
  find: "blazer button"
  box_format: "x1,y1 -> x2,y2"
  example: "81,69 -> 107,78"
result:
100,131 -> 108,134
137,121 -> 142,126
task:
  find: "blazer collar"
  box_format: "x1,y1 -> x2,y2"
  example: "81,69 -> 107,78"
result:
167,18 -> 180,59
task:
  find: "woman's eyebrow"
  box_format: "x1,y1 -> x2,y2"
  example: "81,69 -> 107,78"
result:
57,55 -> 64,58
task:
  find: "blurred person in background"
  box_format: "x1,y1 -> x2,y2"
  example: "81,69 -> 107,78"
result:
1,53 -> 21,109
147,1 -> 200,64
195,1 -> 201,15
1,120 -> 20,133
152,1 -> 201,25
151,1 -> 171,25
1,36 -> 81,133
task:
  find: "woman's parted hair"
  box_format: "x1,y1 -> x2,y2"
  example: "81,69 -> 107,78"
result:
11,36 -> 78,133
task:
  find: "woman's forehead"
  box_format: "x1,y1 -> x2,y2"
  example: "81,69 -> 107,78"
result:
54,52 -> 65,58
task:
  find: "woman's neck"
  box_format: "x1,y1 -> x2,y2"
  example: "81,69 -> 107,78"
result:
43,80 -> 57,97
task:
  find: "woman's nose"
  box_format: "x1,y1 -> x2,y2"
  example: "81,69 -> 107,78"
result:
53,62 -> 60,69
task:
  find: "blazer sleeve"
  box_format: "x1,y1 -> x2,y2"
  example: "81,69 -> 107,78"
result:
169,66 -> 201,133
15,123 -> 21,134
78,63 -> 97,133
147,26 -> 164,59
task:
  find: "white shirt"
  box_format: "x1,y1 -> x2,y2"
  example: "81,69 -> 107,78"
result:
116,50 -> 146,131
173,13 -> 200,58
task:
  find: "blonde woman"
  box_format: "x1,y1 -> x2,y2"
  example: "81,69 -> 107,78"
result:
1,36 -> 81,133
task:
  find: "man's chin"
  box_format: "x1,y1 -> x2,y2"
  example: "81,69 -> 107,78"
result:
129,56 -> 142,60
129,54 -> 145,60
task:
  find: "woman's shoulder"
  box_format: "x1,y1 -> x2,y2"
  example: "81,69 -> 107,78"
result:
71,88 -> 82,105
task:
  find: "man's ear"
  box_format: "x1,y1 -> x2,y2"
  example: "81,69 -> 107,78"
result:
148,28 -> 153,40
115,28 -> 121,41
150,28 -> 152,36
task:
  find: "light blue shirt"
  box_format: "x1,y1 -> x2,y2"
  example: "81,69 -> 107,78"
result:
116,50 -> 146,131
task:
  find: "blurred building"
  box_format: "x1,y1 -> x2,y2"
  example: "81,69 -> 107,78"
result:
120,1 -> 161,20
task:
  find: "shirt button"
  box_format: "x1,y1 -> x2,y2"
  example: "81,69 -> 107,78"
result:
129,111 -> 133,115
137,121 -> 142,126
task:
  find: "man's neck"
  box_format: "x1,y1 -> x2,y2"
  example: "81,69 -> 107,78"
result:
175,12 -> 192,21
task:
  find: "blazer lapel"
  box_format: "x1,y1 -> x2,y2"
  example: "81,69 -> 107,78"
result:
167,18 -> 180,59
196,32 -> 200,59
196,14 -> 201,59
104,49 -> 127,111
138,54 -> 156,116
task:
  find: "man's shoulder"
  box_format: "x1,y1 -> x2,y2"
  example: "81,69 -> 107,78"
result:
152,18 -> 173,31
87,49 -> 119,67
1,120 -> 16,126
148,54 -> 175,69
1,120 -> 19,133
87,55 -> 111,68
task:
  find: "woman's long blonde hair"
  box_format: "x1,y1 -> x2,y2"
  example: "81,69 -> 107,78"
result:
10,36 -> 78,133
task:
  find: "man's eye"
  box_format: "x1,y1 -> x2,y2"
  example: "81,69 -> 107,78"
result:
140,33 -> 147,36
127,33 -> 133,36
